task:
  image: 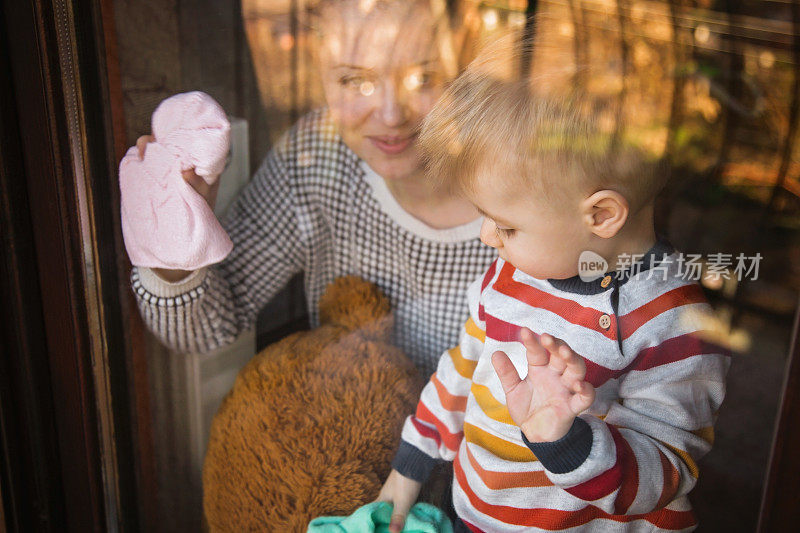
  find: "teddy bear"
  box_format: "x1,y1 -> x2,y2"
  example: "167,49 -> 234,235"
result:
202,276 -> 432,531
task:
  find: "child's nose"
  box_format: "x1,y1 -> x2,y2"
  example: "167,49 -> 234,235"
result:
480,218 -> 501,249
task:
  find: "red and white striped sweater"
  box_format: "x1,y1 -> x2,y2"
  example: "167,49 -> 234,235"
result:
393,244 -> 730,532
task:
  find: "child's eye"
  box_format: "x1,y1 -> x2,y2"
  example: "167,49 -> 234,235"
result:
495,226 -> 516,238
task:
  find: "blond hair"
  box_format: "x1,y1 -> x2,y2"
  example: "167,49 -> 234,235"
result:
310,0 -> 482,79
420,35 -> 665,211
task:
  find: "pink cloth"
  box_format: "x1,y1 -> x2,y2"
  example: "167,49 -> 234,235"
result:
120,91 -> 233,269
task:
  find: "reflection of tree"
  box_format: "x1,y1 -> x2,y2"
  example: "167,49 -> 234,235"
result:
566,0 -> 588,87
240,0 -> 799,213
665,0 -> 687,158
525,1 -> 799,215
611,0 -> 629,151
242,0 -> 324,140
767,0 -> 800,215
709,1 -> 744,189
521,0 -> 539,74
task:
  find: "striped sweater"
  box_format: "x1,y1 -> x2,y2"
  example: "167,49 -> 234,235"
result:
392,242 -> 730,532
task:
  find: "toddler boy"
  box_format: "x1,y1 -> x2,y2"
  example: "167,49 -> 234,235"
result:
377,42 -> 730,532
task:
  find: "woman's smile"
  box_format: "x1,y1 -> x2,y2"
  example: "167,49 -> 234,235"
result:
367,134 -> 416,155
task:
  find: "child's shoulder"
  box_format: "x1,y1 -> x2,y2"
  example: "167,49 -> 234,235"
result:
621,249 -> 709,311
619,250 -> 719,354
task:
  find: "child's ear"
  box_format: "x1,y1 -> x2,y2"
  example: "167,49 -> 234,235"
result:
580,190 -> 629,239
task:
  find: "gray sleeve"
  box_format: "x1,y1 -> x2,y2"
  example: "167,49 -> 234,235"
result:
130,136 -> 308,353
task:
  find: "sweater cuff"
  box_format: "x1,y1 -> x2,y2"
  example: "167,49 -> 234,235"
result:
135,266 -> 208,298
391,441 -> 440,483
522,417 -> 593,474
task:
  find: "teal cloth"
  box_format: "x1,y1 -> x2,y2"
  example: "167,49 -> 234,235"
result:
307,502 -> 453,533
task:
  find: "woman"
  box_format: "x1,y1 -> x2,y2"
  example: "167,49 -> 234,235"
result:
130,0 -> 495,378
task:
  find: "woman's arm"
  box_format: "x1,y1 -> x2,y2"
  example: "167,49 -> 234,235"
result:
131,134 -> 308,353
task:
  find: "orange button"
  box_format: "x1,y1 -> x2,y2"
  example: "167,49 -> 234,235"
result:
598,314 -> 611,330
600,275 -> 612,288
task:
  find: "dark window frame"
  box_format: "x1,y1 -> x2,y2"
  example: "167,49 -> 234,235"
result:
1,0 -> 799,531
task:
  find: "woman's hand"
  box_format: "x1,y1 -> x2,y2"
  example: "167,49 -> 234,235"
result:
492,327 -> 595,443
135,134 -> 221,209
375,469 -> 422,533
135,134 -> 222,282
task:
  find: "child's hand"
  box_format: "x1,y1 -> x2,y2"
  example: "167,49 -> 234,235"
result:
492,327 -> 595,443
375,469 -> 422,533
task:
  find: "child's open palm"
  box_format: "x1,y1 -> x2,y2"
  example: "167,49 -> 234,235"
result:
492,328 -> 595,443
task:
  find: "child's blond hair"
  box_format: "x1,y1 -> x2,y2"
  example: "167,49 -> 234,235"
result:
419,35 -> 665,212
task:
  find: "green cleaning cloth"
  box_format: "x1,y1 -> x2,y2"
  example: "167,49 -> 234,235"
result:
307,501 -> 453,533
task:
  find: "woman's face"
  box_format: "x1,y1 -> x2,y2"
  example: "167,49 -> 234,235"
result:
318,1 -> 451,182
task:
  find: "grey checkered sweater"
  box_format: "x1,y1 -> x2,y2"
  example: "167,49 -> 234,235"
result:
130,108 -> 496,377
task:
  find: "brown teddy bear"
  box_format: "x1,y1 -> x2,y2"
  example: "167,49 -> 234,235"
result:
202,276 -> 430,532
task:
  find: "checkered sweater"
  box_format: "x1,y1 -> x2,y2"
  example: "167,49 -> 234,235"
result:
130,109 -> 496,377
393,246 -> 730,532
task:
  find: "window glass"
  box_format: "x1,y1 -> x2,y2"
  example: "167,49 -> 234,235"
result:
111,1 -> 797,531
